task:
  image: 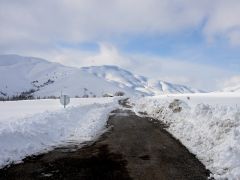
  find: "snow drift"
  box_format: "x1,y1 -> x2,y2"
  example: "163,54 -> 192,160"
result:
0,98 -> 119,168
133,93 -> 240,179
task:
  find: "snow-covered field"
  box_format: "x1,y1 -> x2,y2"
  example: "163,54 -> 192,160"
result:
133,92 -> 240,179
0,97 -> 119,168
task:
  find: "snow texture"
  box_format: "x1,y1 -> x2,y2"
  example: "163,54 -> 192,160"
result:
0,97 -> 119,168
133,93 -> 240,180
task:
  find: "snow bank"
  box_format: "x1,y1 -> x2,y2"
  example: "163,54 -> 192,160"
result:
133,93 -> 240,180
0,97 -> 118,121
0,98 -> 119,168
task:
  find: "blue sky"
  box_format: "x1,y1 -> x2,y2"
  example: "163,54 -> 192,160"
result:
0,0 -> 240,91
65,29 -> 240,74
122,34 -> 240,72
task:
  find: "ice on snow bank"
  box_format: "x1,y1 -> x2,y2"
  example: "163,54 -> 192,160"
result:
0,99 -> 119,168
133,96 -> 240,180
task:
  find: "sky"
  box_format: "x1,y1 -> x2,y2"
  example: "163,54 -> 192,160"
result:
0,0 -> 240,91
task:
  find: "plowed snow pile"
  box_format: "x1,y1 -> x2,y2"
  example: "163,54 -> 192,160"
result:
133,93 -> 240,180
0,98 -> 119,168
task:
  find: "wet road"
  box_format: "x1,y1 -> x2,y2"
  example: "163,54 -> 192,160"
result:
0,101 -> 211,180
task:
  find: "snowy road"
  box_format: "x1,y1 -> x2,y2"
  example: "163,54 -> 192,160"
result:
0,98 -> 120,168
0,101 -> 210,180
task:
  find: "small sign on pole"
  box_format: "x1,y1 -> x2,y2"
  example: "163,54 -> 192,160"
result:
60,95 -> 70,108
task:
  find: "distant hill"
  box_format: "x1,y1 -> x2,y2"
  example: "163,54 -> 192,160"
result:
221,84 -> 240,93
0,54 -> 203,99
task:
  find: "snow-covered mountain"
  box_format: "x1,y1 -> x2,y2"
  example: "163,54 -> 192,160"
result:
82,65 -> 203,94
221,85 -> 240,93
0,54 -> 203,98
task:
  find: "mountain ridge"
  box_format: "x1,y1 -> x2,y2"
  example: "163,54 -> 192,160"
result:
0,54 -> 204,98
221,84 -> 240,93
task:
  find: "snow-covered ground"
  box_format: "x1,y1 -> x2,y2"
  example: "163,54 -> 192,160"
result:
132,92 -> 240,180
0,97 -> 119,168
1,91 -> 240,179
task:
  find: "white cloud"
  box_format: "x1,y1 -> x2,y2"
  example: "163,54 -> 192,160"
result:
15,43 -> 130,67
222,76 -> 240,88
124,54 -> 236,91
81,43 -> 131,67
1,0 -> 240,47
203,0 -> 240,45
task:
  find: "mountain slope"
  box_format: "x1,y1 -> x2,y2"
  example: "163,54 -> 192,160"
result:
221,84 -> 240,93
82,65 -> 203,94
0,55 -> 203,98
0,55 -> 139,98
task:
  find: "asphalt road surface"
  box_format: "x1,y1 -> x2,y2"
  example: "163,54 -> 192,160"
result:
0,100 -> 211,180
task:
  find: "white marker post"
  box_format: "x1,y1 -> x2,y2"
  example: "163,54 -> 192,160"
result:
60,95 -> 70,108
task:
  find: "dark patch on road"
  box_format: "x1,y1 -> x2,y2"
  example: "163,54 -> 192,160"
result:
118,98 -> 133,108
0,99 -> 212,180
0,143 -> 131,180
139,155 -> 151,161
